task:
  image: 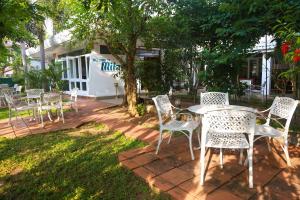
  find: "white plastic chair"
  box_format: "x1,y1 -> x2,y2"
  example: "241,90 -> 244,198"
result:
254,97 -> 299,166
15,85 -> 22,94
200,92 -> 229,105
39,92 -> 64,127
152,95 -> 200,160
64,88 -> 79,112
200,109 -> 256,188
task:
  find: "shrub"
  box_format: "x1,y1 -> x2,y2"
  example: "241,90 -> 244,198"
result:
136,103 -> 146,116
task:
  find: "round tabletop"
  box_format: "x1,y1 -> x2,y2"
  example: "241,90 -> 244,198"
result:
187,104 -> 257,115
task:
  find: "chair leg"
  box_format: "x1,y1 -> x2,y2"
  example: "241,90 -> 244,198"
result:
8,108 -> 12,125
39,109 -> 44,127
247,149 -> 253,188
282,144 -> 291,166
266,137 -> 271,152
200,146 -> 206,185
156,129 -> 163,154
197,127 -> 201,146
168,131 -> 173,144
220,148 -> 223,169
189,131 -> 195,160
75,103 -> 78,113
61,107 -> 65,124
47,110 -> 53,121
239,149 -> 244,165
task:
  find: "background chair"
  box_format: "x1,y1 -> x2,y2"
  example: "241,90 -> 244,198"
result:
0,87 -> 14,107
254,96 -> 299,166
63,88 -> 79,112
152,95 -> 200,160
200,109 -> 256,188
200,92 -> 229,105
39,92 -> 64,127
26,89 -> 44,106
4,93 -> 35,132
15,85 -> 22,94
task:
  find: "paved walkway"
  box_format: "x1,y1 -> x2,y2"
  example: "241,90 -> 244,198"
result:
0,98 -> 116,138
0,98 -> 299,199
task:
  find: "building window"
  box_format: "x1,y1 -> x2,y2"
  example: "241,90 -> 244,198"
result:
62,61 -> 67,79
100,45 -> 110,54
82,82 -> 87,91
76,82 -> 80,89
75,58 -> 79,78
81,56 -> 87,79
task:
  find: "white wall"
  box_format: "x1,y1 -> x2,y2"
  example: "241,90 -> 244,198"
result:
29,60 -> 42,70
261,53 -> 272,95
88,53 -> 125,97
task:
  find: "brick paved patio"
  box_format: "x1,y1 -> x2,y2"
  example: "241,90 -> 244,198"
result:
119,136 -> 300,200
0,98 -> 117,138
1,98 -> 299,199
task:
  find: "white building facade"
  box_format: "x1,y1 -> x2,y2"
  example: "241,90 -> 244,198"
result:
26,19 -> 155,98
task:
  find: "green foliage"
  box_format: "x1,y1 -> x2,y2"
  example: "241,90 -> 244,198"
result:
25,61 -> 66,91
43,61 -> 65,91
0,0 -> 38,51
136,53 -> 183,93
0,122 -> 169,199
136,103 -> 146,116
25,69 -> 44,89
12,73 -> 25,86
61,0 -> 170,115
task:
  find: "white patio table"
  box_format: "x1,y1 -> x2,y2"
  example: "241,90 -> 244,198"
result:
187,104 -> 258,149
187,104 -> 257,115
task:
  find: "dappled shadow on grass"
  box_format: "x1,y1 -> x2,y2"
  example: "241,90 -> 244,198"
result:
0,122 -> 170,200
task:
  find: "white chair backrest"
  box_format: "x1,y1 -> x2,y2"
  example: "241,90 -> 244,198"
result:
267,97 -> 298,134
26,89 -> 44,97
1,87 -> 14,96
202,109 -> 256,147
200,92 -> 229,105
3,93 -> 15,108
42,93 -> 61,104
16,85 -> 22,92
152,95 -> 174,125
70,88 -> 78,101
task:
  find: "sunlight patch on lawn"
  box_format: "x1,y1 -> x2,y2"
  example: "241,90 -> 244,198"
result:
0,122 -> 169,200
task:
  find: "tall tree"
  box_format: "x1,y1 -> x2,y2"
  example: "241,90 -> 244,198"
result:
62,0 -> 167,116
26,0 -> 63,90
0,0 -> 39,75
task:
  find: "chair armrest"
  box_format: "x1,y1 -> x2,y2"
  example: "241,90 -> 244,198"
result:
258,107 -> 271,114
270,117 -> 285,129
171,105 -> 183,112
257,112 -> 285,129
175,112 -> 193,121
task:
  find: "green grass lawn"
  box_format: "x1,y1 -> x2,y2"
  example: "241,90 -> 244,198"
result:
0,108 -> 8,120
0,122 -> 170,200
0,107 -> 33,121
0,107 -> 72,121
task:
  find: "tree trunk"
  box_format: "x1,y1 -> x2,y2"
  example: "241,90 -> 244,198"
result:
126,54 -> 138,116
20,42 -> 28,88
122,81 -> 128,106
38,32 -> 46,90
